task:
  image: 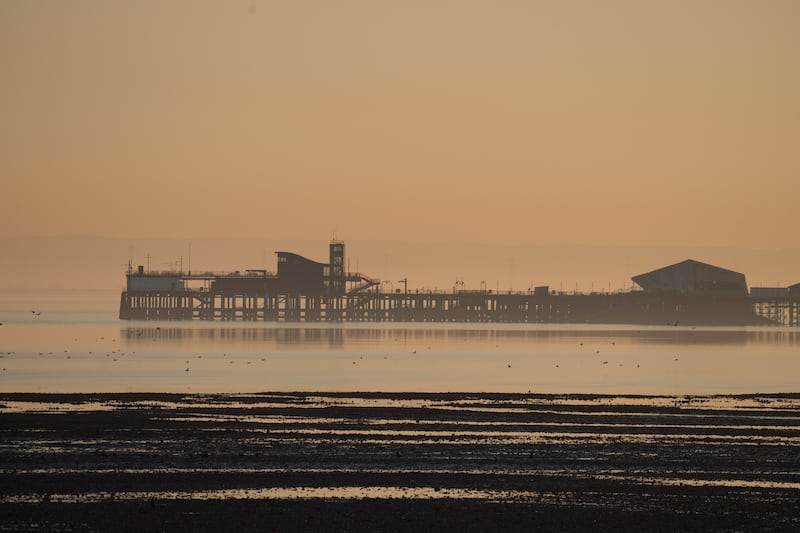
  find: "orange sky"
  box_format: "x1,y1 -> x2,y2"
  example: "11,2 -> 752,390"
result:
1,1 -> 798,288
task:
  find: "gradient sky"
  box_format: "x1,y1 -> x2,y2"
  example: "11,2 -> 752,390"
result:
2,1 -> 798,255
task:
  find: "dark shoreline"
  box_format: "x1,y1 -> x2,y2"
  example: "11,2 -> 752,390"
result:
2,392 -> 799,531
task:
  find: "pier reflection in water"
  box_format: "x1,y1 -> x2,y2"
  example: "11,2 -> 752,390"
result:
1,309 -> 799,394
118,324 -> 800,397
121,324 -> 800,349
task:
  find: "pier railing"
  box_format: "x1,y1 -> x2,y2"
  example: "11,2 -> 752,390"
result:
129,270 -> 276,280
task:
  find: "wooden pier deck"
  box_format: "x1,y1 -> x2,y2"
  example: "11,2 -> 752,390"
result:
120,290 -> 798,326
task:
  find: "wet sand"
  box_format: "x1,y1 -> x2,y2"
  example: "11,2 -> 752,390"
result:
2,392 -> 799,531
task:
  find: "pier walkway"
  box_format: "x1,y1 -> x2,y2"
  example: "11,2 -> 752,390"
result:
120,289 -> 799,326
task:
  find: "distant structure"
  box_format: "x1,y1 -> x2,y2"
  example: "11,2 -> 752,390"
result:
750,281 -> 800,325
790,283 -> 800,296
126,241 -> 375,297
750,287 -> 790,299
119,242 -> 798,326
632,260 -> 748,296
208,242 -> 365,297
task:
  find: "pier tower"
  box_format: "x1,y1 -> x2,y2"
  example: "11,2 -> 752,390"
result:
329,241 -> 345,295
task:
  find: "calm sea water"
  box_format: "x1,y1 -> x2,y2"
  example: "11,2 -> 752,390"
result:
1,289 -> 798,394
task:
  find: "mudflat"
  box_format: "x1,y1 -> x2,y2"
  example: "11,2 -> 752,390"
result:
2,392 -> 799,531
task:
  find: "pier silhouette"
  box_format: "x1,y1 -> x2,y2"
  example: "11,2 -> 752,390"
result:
119,241 -> 799,326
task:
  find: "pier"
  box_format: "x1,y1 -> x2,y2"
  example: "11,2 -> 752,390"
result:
751,295 -> 800,327
119,242 -> 799,326
120,289 -> 798,325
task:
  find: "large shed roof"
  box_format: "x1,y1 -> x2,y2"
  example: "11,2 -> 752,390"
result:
632,259 -> 747,296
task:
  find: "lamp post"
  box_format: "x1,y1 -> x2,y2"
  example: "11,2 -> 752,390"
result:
399,278 -> 408,295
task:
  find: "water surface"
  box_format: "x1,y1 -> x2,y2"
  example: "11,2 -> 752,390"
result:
1,289 -> 798,394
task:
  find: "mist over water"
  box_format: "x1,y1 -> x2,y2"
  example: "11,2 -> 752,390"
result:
1,289 -> 798,395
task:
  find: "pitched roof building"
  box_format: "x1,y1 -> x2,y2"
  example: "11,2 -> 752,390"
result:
632,259 -> 747,297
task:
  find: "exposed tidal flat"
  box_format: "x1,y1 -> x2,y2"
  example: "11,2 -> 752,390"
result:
2,391 -> 799,531
2,295 -> 800,529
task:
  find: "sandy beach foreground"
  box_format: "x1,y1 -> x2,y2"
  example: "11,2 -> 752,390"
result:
2,392 -> 799,531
